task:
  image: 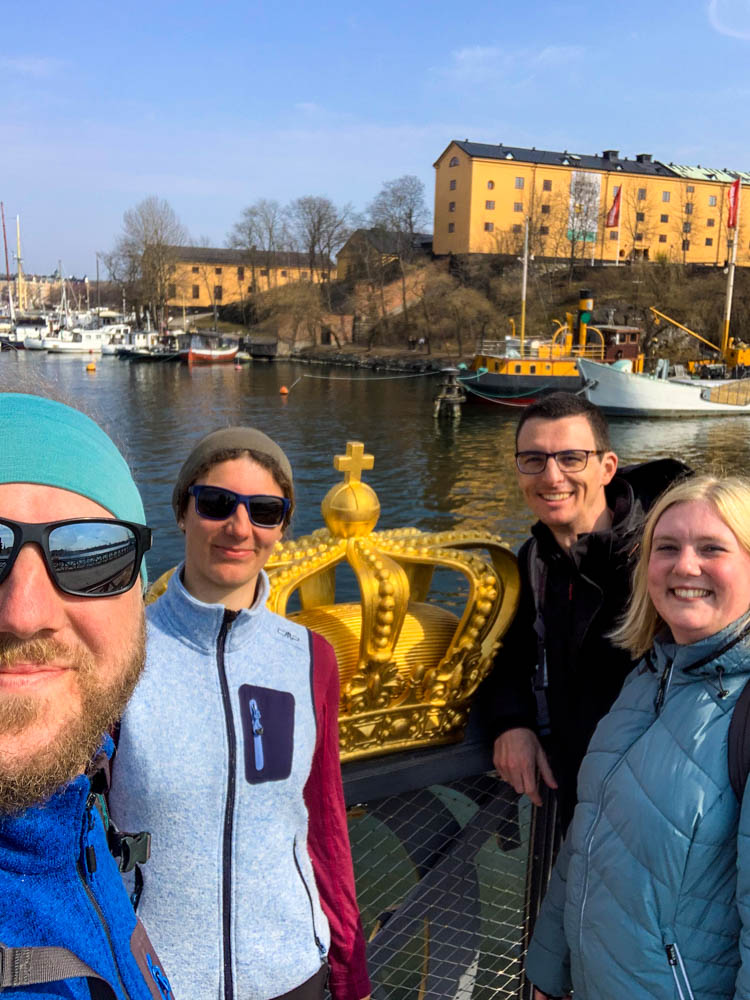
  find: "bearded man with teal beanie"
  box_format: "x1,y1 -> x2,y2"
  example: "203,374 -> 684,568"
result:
0,392 -> 173,999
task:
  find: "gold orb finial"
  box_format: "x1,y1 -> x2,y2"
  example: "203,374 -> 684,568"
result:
322,441 -> 380,537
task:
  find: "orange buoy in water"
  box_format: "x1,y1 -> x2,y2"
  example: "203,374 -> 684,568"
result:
86,362 -> 96,372
234,363 -> 242,371
279,386 -> 289,395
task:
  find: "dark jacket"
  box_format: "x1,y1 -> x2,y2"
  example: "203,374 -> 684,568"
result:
0,738 -> 171,1000
489,459 -> 688,830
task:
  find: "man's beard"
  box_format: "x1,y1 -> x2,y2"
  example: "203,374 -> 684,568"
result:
0,617 -> 146,814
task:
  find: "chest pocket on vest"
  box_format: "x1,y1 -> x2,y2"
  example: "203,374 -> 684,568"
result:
239,683 -> 295,783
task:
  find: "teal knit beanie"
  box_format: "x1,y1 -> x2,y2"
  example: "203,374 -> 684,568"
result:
0,393 -> 148,585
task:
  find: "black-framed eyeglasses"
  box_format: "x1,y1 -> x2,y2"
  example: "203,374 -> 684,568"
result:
188,485 -> 290,527
515,450 -> 605,475
0,518 -> 152,597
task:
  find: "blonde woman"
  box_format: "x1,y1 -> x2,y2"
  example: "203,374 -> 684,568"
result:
526,475 -> 750,1000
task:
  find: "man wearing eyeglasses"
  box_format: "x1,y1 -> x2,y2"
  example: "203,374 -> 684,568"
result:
490,392 -> 686,832
0,392 -> 172,998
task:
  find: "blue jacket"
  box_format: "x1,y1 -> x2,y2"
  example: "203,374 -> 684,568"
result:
526,616 -> 750,999
0,738 -> 172,1000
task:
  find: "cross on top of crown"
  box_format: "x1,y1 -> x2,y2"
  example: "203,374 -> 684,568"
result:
334,441 -> 374,484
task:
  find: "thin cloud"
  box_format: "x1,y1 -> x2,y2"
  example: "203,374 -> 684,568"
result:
0,56 -> 65,78
707,0 -> 750,40
445,44 -> 585,87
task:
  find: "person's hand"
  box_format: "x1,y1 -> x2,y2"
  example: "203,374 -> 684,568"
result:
493,727 -> 557,807
533,989 -> 571,1000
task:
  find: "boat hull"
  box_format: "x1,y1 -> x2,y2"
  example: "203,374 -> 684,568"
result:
127,350 -> 182,363
578,359 -> 750,417
458,371 -> 583,406
181,347 -> 239,365
45,345 -> 101,354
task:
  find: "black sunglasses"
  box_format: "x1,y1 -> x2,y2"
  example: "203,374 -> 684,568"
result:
0,517 -> 152,597
188,485 -> 290,527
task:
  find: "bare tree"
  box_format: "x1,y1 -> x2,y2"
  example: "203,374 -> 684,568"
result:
286,196 -> 352,273
618,185 -> 657,263
227,199 -> 287,291
564,172 -> 603,275
107,196 -> 188,326
671,182 -> 699,266
368,175 -> 430,337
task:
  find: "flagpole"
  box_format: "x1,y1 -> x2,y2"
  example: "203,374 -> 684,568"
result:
721,180 -> 741,358
605,185 -> 621,266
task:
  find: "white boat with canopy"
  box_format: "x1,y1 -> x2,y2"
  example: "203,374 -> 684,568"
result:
578,358 -> 750,417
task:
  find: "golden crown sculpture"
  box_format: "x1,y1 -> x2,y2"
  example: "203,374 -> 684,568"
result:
265,442 -> 519,761
147,441 -> 519,762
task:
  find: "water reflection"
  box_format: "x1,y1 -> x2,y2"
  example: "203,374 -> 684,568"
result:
4,353 -> 750,582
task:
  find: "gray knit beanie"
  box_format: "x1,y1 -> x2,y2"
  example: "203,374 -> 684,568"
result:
172,427 -> 293,520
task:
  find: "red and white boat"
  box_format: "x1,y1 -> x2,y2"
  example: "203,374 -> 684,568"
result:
180,333 -> 239,365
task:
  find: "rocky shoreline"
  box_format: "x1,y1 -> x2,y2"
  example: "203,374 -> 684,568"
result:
282,345 -> 459,373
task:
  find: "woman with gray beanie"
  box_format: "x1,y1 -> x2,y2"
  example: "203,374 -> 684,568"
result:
110,427 -> 371,1000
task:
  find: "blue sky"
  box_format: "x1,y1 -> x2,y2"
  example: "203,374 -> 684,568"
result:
2,0 -> 750,276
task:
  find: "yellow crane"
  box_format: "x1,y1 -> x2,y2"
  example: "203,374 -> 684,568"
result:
649,306 -> 750,373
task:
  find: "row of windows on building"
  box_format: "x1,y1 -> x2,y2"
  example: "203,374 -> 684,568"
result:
187,264 -> 326,280
448,201 -> 720,222
634,187 -> 718,206
607,232 -> 716,248
446,220 -> 723,249
168,276 -> 318,300
448,200 -> 530,212
448,179 -> 722,215
448,177 -> 552,192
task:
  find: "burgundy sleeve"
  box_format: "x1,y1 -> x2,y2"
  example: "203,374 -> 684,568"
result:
303,632 -> 371,1000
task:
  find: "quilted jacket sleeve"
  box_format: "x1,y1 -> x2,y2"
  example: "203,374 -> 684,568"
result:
734,779 -> 750,999
525,832 -> 573,997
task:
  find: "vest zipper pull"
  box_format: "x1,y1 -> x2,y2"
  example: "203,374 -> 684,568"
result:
250,698 -> 265,771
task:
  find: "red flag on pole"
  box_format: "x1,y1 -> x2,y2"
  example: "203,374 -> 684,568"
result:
606,186 -> 621,228
728,178 -> 741,229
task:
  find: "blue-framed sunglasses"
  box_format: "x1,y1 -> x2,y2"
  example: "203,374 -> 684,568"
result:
188,485 -> 290,527
0,517 -> 152,597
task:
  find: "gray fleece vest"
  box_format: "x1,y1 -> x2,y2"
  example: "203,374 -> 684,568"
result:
109,568 -> 330,1000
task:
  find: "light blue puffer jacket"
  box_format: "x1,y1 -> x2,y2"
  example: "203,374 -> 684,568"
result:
526,615 -> 750,1000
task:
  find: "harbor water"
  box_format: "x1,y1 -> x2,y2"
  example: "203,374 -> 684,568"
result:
6,351 -> 750,585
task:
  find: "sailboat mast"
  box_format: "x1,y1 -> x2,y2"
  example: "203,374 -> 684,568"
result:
0,204 -> 11,315
15,216 -> 25,311
721,182 -> 741,359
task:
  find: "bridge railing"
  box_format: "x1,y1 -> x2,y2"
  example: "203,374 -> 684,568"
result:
342,708 -> 559,1000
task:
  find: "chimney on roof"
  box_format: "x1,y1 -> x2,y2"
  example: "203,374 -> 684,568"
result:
636,153 -> 652,164
602,149 -> 619,161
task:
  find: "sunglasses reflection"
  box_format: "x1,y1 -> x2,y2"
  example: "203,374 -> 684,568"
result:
0,520 -> 147,596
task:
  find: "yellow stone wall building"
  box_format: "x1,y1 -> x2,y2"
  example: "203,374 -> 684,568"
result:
433,141 -> 750,267
166,246 -> 335,309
